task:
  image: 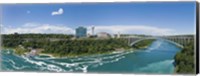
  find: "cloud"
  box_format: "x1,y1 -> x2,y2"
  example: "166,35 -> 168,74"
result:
86,25 -> 175,36
1,23 -> 176,36
26,10 -> 31,14
51,8 -> 64,16
0,24 -> 3,27
2,23 -> 74,34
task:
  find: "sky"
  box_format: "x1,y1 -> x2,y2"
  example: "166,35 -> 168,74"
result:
0,2 -> 196,35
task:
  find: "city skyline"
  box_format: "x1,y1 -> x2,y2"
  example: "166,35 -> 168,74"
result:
1,2 -> 196,35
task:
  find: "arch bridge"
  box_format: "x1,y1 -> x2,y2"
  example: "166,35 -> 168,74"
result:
121,35 -> 194,48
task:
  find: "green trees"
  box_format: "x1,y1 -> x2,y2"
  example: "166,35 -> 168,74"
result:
133,39 -> 155,49
2,34 -> 72,48
40,38 -> 131,57
174,41 -> 195,74
2,34 -> 131,57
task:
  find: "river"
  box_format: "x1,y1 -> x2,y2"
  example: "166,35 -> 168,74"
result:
1,39 -> 181,74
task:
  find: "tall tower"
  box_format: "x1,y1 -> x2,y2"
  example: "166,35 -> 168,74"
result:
92,26 -> 95,36
117,32 -> 121,38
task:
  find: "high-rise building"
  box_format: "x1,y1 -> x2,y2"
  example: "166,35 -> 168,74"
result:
91,26 -> 95,35
76,26 -> 87,38
117,32 -> 121,38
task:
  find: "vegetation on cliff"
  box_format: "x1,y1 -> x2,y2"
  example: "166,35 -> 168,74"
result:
174,41 -> 195,74
2,34 -> 132,57
133,39 -> 155,49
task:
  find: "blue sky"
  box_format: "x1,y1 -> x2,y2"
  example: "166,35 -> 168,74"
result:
1,2 -> 196,35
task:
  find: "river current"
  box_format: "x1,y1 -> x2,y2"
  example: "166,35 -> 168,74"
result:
1,39 -> 181,74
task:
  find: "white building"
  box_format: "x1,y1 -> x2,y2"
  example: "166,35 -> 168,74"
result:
117,32 -> 121,38
91,26 -> 95,36
97,32 -> 111,39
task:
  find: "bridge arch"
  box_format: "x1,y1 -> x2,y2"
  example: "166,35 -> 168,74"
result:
129,37 -> 157,46
162,39 -> 184,48
129,37 -> 184,48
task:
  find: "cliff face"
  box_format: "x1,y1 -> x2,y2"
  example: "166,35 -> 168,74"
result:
174,41 -> 195,74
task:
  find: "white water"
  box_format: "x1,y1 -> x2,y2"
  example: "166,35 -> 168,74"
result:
1,39 -> 181,73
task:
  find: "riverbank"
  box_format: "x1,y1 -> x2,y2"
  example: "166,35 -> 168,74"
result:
38,48 -> 135,58
1,47 -> 135,59
2,39 -> 179,73
133,39 -> 156,49
2,47 -> 26,55
173,41 -> 195,74
2,39 -> 155,58
2,45 -> 133,58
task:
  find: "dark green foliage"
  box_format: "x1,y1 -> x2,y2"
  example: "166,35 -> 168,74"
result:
2,34 -> 131,57
133,39 -> 155,49
174,41 -> 195,74
2,34 -> 73,48
3,33 -> 73,39
41,39 -> 131,57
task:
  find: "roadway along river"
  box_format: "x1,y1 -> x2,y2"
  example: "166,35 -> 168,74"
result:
1,39 -> 181,74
